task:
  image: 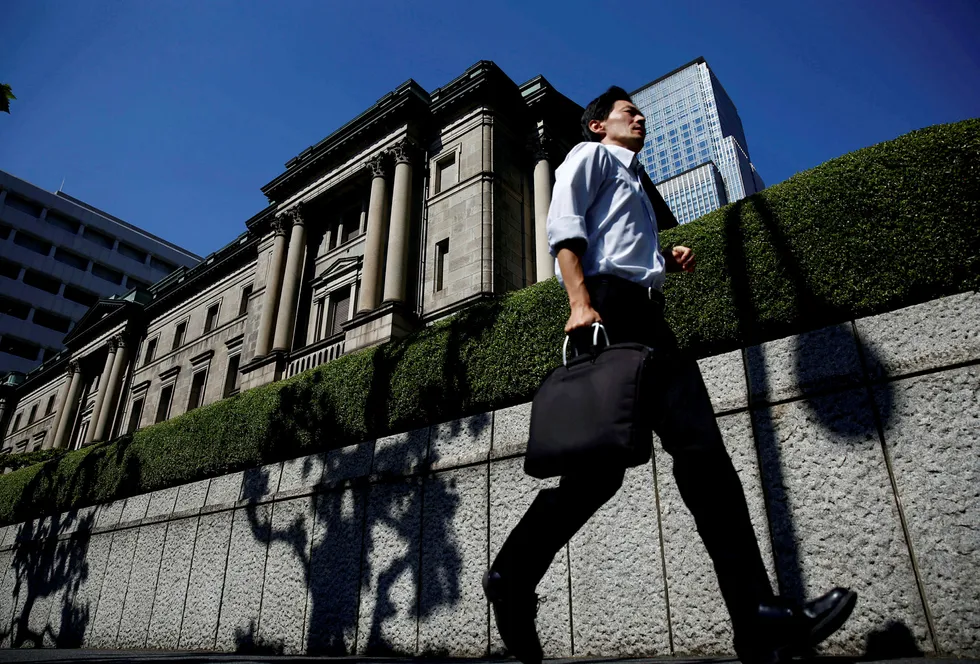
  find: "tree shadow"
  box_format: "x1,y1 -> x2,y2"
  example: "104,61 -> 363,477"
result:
724,196 -> 903,623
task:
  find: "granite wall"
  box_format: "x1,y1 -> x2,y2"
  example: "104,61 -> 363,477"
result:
0,291 -> 976,657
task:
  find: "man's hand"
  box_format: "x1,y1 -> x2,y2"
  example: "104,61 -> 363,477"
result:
665,245 -> 696,273
566,301 -> 602,333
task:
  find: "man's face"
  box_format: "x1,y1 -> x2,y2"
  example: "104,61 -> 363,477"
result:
591,99 -> 646,152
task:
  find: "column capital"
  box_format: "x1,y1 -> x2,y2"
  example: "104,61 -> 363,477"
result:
366,153 -> 388,179
528,128 -> 555,163
111,333 -> 129,349
67,360 -> 81,376
389,140 -> 418,166
277,205 -> 305,229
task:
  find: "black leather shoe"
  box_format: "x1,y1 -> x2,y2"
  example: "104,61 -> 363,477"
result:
736,587 -> 857,663
483,570 -> 543,664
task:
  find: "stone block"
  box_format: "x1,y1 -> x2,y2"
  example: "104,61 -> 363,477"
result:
754,390 -> 930,654
116,522 -> 167,648
428,413 -> 492,471
258,497 -> 314,654
306,487 -> 366,655
655,412 -> 776,655
855,291 -> 980,378
698,350 -> 748,413
356,477 -> 423,655
0,552 -> 16,647
322,441 -> 374,486
568,459 -> 670,656
145,517 -> 197,649
57,506 -> 97,537
747,324 -> 862,403
491,402 -> 531,458
241,462 -> 283,502
42,535 -> 89,647
144,486 -> 180,521
373,428 -> 429,477
119,493 -> 151,525
418,465 -> 488,656
94,500 -> 126,530
88,528 -> 139,648
877,367 -> 979,656
215,504 -> 270,652
178,510 -> 232,650
173,479 -> 210,514
489,458 -> 571,658
69,533 -> 112,647
205,472 -> 243,508
277,453 -> 326,495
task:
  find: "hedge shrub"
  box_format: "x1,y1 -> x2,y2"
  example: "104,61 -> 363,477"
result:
1,119 -> 977,525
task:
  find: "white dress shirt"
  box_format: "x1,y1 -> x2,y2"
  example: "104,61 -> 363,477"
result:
547,141 -> 665,291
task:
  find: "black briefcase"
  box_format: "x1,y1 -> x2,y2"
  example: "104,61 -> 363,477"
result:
524,325 -> 654,479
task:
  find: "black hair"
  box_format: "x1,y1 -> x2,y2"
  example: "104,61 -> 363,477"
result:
581,86 -> 633,141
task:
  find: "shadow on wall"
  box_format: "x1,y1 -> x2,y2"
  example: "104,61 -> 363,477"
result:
723,197 -> 920,656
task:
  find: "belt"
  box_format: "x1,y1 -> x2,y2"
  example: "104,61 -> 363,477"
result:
585,274 -> 665,307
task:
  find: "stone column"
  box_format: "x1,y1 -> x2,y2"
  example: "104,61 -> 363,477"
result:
382,141 -> 415,304
93,335 -> 129,442
254,218 -> 289,358
533,136 -> 555,282
52,362 -> 83,450
85,342 -> 117,444
273,207 -> 308,352
358,155 -> 389,313
43,368 -> 75,450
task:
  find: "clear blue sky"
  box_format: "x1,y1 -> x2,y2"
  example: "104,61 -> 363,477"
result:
2,0 -> 978,258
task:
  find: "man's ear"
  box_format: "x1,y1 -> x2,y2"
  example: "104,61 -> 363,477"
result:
588,118 -> 605,139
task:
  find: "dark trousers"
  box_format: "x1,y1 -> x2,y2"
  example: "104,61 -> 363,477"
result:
492,275 -> 774,630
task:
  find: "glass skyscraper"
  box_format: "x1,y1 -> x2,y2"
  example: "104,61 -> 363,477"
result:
632,57 -> 765,224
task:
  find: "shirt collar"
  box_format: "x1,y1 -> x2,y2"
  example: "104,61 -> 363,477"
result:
601,143 -> 639,170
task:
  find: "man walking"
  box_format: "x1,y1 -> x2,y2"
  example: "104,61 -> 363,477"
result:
483,87 -> 857,664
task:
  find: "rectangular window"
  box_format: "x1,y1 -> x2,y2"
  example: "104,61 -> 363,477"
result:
144,338 -> 158,365
204,303 -> 220,333
91,263 -> 124,285
155,384 -> 174,423
172,321 -> 187,350
33,310 -> 72,333
5,194 -> 42,218
54,248 -> 89,271
127,398 -> 144,433
435,238 -> 449,292
117,242 -> 147,263
27,404 -> 38,425
187,370 -> 207,411
13,232 -> 52,256
325,286 -> 351,338
45,395 -> 55,416
149,256 -> 176,273
45,211 -> 80,234
0,258 -> 20,280
0,336 -> 40,361
313,297 -> 326,343
436,153 -> 457,193
23,270 -> 61,294
11,413 -> 22,432
238,284 -> 253,316
224,354 -> 241,397
82,227 -> 114,250
63,285 -> 98,307
0,294 -> 30,320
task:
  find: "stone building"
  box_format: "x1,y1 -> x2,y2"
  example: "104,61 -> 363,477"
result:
0,61 -> 587,455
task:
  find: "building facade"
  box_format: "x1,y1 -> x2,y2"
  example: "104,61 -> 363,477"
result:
632,57 -> 765,224
0,62 -> 586,456
0,170 -> 201,375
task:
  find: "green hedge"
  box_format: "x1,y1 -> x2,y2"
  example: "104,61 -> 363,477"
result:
1,119 -> 978,526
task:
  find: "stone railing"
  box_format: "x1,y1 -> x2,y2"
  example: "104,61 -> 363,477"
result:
0,291 -> 976,657
285,337 -> 345,379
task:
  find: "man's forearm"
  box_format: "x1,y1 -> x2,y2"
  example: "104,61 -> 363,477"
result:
557,247 -> 590,308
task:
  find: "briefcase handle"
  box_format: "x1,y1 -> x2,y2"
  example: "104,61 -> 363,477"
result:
562,322 -> 611,366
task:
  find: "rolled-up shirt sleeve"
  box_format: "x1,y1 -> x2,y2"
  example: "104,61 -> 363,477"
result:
547,143 -> 607,257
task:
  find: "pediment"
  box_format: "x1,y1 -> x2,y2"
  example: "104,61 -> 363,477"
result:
312,255 -> 361,287
62,299 -> 131,346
